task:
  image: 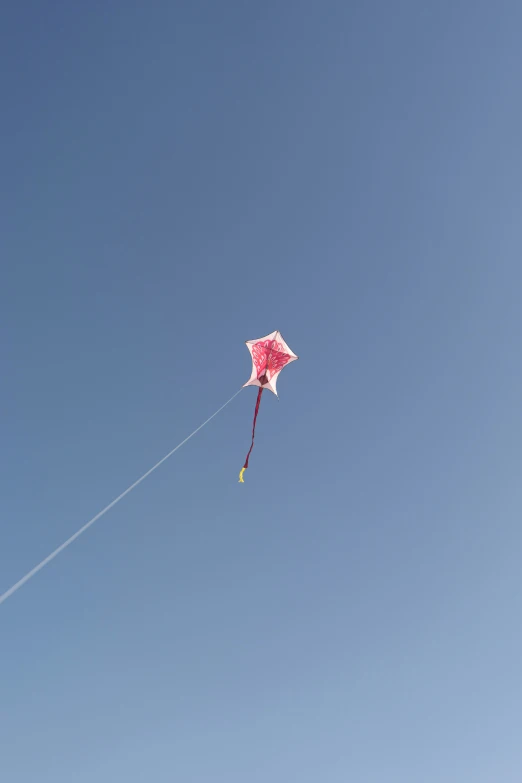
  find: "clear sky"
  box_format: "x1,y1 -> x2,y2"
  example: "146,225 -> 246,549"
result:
2,1 -> 522,781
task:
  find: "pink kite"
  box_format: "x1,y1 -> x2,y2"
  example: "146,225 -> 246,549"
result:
239,331 -> 298,482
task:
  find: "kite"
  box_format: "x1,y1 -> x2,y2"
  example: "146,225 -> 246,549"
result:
239,330 -> 298,482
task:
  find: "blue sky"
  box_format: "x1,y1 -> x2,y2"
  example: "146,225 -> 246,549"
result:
2,1 -> 522,780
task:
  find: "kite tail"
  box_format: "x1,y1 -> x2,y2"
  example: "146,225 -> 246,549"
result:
239,387 -> 263,482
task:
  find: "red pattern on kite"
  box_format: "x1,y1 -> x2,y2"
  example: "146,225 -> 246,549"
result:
252,339 -> 291,380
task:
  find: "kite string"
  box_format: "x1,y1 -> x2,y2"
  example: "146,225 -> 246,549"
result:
0,388 -> 243,607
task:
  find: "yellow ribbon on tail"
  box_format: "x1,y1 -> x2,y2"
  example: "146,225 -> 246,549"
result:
238,467 -> 246,483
